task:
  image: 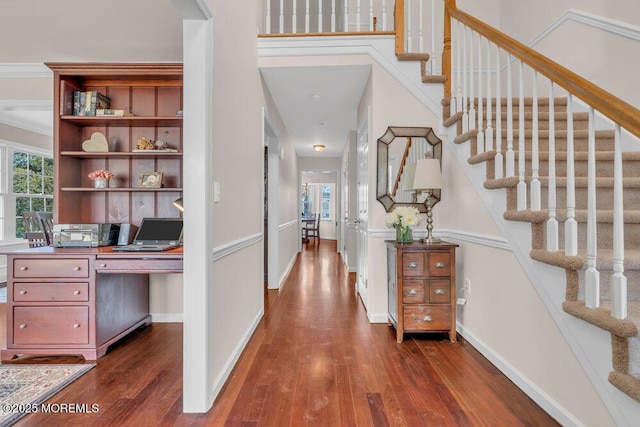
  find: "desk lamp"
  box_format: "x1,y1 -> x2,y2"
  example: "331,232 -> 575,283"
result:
412,158 -> 442,243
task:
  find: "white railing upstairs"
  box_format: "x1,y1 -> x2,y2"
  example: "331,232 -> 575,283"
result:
261,0 -> 443,73
444,0 -> 640,321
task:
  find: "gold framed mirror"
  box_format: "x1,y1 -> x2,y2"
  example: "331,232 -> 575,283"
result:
376,126 -> 442,213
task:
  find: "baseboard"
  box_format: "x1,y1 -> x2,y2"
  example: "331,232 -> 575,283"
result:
368,312 -> 388,323
279,251 -> 298,290
457,323 -> 583,427
210,306 -> 264,400
151,313 -> 184,323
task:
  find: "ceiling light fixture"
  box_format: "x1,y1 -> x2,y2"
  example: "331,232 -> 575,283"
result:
313,144 -> 326,152
311,93 -> 321,101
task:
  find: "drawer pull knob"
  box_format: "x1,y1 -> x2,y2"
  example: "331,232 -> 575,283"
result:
73,267 -> 81,271
434,289 -> 445,295
100,264 -> 107,268
19,290 -> 27,295
73,323 -> 81,329
422,316 -> 432,322
408,290 -> 417,295
408,262 -> 418,268
19,324 -> 27,329
20,266 -> 28,271
73,290 -> 81,295
434,262 -> 445,268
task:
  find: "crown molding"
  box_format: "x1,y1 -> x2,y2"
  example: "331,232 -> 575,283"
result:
0,63 -> 51,78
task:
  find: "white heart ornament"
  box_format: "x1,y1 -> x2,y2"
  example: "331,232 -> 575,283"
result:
82,132 -> 109,152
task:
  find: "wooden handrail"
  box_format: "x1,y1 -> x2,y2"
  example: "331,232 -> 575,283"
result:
395,0 -> 404,55
441,0 -> 640,138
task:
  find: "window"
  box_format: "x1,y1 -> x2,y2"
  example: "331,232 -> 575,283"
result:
300,182 -> 333,221
0,142 -> 54,241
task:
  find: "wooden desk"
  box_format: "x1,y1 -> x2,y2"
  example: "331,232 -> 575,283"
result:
1,246 -> 183,361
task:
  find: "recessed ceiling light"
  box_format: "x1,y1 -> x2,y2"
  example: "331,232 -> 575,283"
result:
313,144 -> 326,152
311,93 -> 321,101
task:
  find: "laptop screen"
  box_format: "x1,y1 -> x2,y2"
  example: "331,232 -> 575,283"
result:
134,218 -> 183,245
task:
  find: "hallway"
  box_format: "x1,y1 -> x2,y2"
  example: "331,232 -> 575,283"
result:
207,240 -> 559,425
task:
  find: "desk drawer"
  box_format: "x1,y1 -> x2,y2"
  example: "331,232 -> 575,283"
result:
13,283 -> 89,302
13,258 -> 89,278
96,259 -> 183,273
13,306 -> 89,345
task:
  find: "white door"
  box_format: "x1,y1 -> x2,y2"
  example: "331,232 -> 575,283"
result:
341,158 -> 349,266
356,115 -> 369,307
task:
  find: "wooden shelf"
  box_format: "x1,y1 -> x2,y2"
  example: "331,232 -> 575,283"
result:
61,187 -> 183,192
61,151 -> 182,159
61,115 -> 182,127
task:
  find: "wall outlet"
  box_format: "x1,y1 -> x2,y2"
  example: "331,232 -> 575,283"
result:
457,297 -> 467,305
464,278 -> 471,294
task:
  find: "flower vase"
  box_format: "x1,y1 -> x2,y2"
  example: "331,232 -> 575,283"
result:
395,225 -> 413,243
94,178 -> 108,188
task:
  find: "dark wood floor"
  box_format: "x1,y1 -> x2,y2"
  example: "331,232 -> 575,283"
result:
3,240 -> 559,426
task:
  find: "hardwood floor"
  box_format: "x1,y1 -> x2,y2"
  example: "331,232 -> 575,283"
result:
3,240 -> 559,426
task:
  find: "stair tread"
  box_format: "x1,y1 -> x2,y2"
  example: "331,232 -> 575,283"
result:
485,175 -> 640,189
504,208 -> 640,224
562,300 -> 638,337
531,248 -> 640,270
469,150 -> 640,164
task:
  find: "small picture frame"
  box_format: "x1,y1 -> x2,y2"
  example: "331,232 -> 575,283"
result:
139,171 -> 163,188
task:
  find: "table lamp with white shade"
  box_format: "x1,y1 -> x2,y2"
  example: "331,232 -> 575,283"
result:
412,158 -> 443,243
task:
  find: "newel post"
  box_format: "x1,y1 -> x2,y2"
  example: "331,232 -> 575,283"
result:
442,0 -> 453,100
395,0 -> 405,55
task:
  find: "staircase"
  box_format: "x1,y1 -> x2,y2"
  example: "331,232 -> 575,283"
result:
441,95 -> 640,402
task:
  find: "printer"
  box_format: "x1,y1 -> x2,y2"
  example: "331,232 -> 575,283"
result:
52,223 -> 120,247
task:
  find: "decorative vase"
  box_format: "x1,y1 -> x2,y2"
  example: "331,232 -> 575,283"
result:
94,178 -> 108,188
395,225 -> 413,243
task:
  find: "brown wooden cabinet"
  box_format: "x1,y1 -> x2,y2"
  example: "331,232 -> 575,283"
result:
46,63 -> 183,226
386,241 -> 458,343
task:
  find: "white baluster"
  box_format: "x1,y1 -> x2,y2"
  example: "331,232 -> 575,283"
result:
476,34 -> 484,154
344,0 -> 349,32
546,83 -> 559,252
612,124 -> 627,319
318,0 -> 323,32
516,61 -> 527,210
305,0 -> 310,33
565,93 -> 578,256
485,38 -> 493,152
505,55 -> 515,177
455,20 -> 462,114
468,29 -> 476,132
279,0 -> 284,34
585,107 -> 600,309
356,0 -> 361,32
406,0 -> 412,53
461,24 -> 469,133
382,0 -> 387,31
331,0 -> 336,32
369,0 -> 373,31
431,0 -> 436,74
266,0 -> 271,34
418,0 -> 424,53
494,45 -> 503,179
530,70 -> 541,211
292,0 -> 297,33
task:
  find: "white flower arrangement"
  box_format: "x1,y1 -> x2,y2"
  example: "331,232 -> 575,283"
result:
385,206 -> 421,229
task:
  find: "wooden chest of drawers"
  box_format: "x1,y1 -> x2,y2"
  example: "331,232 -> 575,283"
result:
386,241 -> 458,343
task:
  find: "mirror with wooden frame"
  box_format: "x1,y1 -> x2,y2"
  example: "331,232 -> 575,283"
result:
376,126 -> 442,213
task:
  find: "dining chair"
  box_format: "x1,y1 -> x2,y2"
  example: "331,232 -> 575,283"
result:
305,214 -> 321,243
22,211 -> 53,247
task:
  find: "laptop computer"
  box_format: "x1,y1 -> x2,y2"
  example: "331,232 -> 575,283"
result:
112,218 -> 183,252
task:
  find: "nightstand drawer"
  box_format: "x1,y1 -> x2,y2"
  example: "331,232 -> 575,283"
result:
402,280 -> 425,303
428,280 -> 451,304
13,283 -> 89,302
403,305 -> 450,331
402,253 -> 426,276
428,252 -> 451,277
13,306 -> 89,345
13,259 -> 89,278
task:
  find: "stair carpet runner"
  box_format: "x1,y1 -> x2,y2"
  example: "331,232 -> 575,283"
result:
443,96 -> 640,402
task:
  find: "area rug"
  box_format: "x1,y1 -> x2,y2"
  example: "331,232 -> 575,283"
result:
0,364 -> 95,426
